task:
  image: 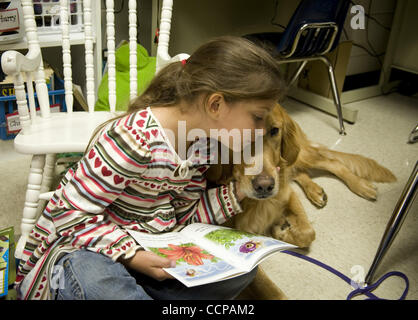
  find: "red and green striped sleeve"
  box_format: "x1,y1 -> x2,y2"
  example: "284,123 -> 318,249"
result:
174,179 -> 243,226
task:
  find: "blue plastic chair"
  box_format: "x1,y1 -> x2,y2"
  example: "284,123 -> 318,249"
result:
245,0 -> 350,135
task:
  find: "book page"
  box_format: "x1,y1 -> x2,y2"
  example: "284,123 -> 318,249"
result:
127,230 -> 244,287
180,223 -> 297,272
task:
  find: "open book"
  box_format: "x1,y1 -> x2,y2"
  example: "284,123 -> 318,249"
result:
128,223 -> 296,287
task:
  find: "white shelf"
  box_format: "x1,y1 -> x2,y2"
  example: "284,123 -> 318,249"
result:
0,0 -> 102,98
0,31 -> 96,50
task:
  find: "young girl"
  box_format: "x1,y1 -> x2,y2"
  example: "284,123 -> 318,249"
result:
15,36 -> 285,300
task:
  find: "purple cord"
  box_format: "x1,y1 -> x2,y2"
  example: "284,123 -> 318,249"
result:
281,250 -> 409,300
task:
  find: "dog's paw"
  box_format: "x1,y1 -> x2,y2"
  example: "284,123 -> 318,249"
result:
271,221 -> 290,240
294,228 -> 316,248
272,224 -> 315,248
306,185 -> 328,208
353,178 -> 378,201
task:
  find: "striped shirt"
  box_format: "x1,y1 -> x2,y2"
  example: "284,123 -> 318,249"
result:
15,106 -> 243,300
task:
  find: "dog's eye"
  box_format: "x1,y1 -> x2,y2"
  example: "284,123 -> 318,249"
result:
270,127 -> 279,136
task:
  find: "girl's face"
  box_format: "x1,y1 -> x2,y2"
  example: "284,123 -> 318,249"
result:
211,97 -> 276,152
223,99 -> 275,135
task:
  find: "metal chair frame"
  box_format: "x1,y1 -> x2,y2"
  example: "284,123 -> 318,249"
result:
365,161 -> 418,285
280,22 -> 339,59
276,22 -> 346,135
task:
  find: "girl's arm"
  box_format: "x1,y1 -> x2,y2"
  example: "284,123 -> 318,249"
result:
21,119 -> 175,281
50,122 -> 176,278
35,122 -> 152,262
173,176 -> 246,226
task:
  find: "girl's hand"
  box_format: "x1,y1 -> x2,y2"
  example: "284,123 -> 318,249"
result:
119,250 -> 176,281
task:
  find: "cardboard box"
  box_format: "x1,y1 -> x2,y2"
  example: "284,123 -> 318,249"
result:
297,41 -> 353,98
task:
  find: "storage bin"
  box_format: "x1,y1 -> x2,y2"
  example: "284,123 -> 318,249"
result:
32,0 -> 84,34
0,89 -> 67,140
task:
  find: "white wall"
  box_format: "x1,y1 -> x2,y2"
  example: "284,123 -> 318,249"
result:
343,0 -> 396,75
392,0 -> 418,74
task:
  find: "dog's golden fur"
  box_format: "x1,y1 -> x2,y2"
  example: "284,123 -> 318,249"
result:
205,103 -> 396,299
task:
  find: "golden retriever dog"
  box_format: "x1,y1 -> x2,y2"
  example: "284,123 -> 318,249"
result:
204,103 -> 396,299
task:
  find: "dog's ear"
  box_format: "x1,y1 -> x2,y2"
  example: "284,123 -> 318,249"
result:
204,163 -> 234,186
280,109 -> 300,166
204,140 -> 234,186
204,163 -> 224,184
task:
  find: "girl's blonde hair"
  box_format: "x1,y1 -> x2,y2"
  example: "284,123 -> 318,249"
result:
86,36 -> 285,152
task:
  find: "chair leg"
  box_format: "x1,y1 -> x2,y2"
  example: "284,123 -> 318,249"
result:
408,123 -> 418,144
34,153 -> 57,220
15,154 -> 46,260
288,60 -> 308,88
319,56 -> 346,136
365,161 -> 418,285
40,154 -> 56,193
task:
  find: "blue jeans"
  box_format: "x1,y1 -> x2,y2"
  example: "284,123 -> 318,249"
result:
51,249 -> 257,300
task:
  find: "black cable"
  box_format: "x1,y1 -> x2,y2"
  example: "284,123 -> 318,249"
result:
363,0 -> 396,95
343,27 -> 384,58
343,1 -> 397,95
354,43 -> 385,59
114,0 -> 125,14
365,0 -> 383,67
270,0 -> 286,30
349,0 -> 391,32
344,1 -> 386,65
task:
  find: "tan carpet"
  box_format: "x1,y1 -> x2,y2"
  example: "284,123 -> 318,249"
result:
0,146 -> 31,237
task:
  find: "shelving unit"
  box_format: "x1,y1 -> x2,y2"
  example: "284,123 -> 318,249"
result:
1,0 -> 102,94
0,31 -> 87,50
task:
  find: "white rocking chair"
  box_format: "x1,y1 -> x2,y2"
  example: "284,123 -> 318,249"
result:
1,0 -> 185,259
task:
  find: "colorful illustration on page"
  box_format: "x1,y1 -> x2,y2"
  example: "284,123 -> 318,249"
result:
149,243 -> 236,281
204,228 -> 275,260
157,243 -> 216,266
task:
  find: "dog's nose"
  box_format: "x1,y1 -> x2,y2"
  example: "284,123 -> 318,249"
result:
252,175 -> 275,195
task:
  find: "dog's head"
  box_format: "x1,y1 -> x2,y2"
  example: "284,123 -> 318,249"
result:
205,104 -> 300,200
